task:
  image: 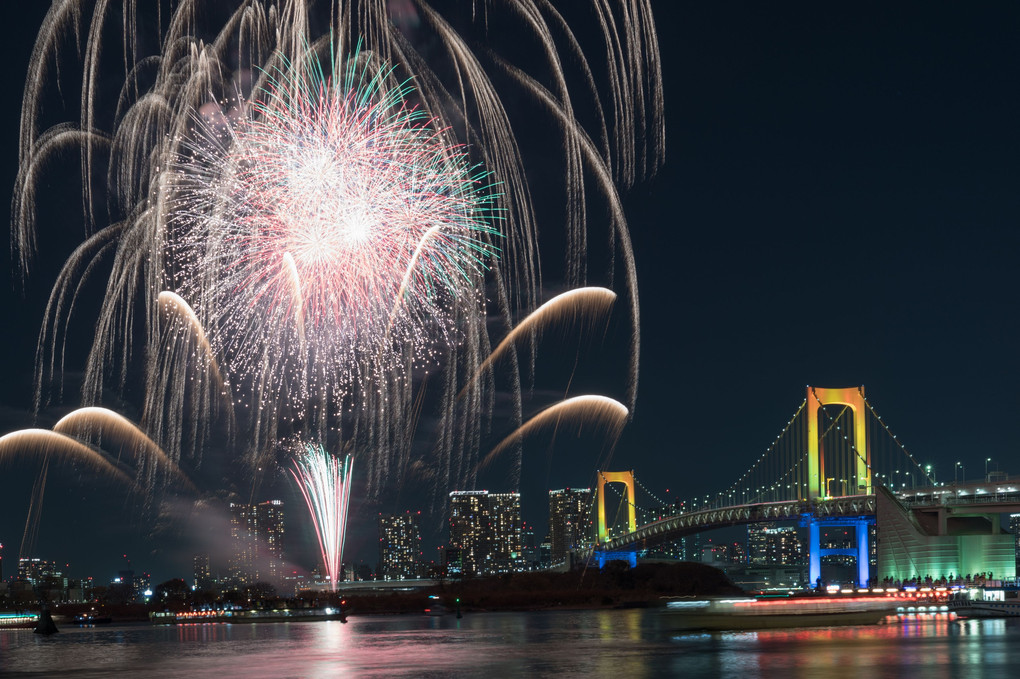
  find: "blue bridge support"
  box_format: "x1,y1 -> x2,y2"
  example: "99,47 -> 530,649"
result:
593,550 -> 638,569
802,513 -> 875,588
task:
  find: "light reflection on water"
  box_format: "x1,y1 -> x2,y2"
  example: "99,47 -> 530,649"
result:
2,610 -> 1019,678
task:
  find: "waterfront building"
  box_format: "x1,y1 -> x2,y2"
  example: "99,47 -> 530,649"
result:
18,557 -> 58,584
1012,514 -> 1020,577
444,547 -> 464,576
448,490 -> 523,575
877,488 -> 1015,582
229,500 -> 285,587
684,533 -> 702,562
378,511 -> 423,579
645,537 -> 686,560
539,535 -> 552,569
134,572 -> 152,601
521,522 -> 539,569
17,558 -> 68,601
700,543 -> 729,563
729,541 -> 747,564
548,488 -> 592,562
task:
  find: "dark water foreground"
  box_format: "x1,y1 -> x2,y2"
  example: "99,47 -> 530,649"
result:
1,610 -> 1017,678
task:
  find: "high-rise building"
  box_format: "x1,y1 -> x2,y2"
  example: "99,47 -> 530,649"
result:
448,490 -> 523,575
487,493 -> 523,573
449,491 -> 487,575
229,500 -> 285,587
548,488 -> 592,563
378,511 -> 423,579
193,553 -> 213,590
748,522 -> 803,566
765,526 -> 803,565
748,522 -> 774,565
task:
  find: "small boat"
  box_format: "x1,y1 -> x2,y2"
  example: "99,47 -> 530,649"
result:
424,595 -> 448,616
73,613 -> 113,625
661,595 -> 896,631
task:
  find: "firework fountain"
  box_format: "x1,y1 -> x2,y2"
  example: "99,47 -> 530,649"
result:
9,1 -> 662,566
289,445 -> 354,590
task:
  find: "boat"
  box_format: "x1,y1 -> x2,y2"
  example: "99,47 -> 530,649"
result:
0,612 -> 39,630
661,595 -> 896,631
948,588 -> 1020,618
424,595 -> 448,616
150,607 -> 346,625
73,613 -> 113,625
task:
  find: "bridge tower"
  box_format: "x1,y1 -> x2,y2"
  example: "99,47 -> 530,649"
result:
805,386 -> 874,587
594,470 -> 638,568
806,386 -> 871,500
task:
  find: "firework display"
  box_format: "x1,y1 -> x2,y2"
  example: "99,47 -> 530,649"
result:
8,0 -> 662,577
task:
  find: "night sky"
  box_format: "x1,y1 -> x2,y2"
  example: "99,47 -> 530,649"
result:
3,2 -> 1020,583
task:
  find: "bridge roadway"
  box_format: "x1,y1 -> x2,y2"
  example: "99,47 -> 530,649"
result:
602,479 -> 1020,553
600,494 -> 877,552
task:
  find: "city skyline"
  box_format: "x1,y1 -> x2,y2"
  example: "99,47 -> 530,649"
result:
3,2 -> 1020,582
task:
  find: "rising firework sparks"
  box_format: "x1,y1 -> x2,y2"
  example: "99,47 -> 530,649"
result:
289,445 -> 354,590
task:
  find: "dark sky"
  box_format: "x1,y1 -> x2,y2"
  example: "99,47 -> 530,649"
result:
3,2 -> 1020,583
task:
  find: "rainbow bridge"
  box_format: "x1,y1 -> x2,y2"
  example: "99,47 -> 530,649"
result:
592,386 -> 1019,587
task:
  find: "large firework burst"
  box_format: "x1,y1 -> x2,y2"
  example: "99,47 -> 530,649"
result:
169,53 -> 501,412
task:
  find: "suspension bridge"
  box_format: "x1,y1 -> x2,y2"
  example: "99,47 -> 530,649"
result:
591,386 -> 1018,587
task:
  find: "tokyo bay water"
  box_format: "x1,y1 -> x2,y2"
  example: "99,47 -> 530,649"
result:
2,609 -> 1019,678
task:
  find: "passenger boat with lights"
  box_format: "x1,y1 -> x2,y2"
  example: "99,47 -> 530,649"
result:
150,607 -> 346,625
0,612 -> 39,630
661,594 -> 897,631
73,613 -> 113,625
948,587 -> 1020,618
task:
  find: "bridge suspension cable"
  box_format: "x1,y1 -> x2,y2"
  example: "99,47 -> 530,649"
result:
712,399 -> 807,507
862,396 -> 937,489
595,389 -> 942,543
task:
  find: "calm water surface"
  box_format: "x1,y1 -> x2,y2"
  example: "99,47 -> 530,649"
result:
1,611 -> 1017,678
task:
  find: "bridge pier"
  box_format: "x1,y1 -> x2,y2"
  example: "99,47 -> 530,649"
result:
592,550 -> 638,569
803,514 -> 875,588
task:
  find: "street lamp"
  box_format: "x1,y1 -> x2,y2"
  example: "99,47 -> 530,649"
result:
986,457 -> 992,478
925,464 -> 934,485
956,461 -> 964,484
